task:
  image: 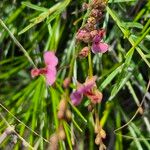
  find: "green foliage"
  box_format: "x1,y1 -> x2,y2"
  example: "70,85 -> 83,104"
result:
0,0 -> 150,149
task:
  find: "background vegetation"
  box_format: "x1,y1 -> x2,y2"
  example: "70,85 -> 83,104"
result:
0,0 -> 150,149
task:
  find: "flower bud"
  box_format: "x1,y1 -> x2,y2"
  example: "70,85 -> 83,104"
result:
95,135 -> 101,145
58,125 -> 66,140
49,133 -> 58,150
138,106 -> 144,115
82,3 -> 89,10
79,47 -> 89,58
76,29 -> 91,43
57,110 -> 65,120
63,77 -> 71,88
57,99 -> 66,119
90,9 -> 99,16
58,99 -> 66,112
90,30 -> 98,38
87,17 -> 96,25
65,109 -> 72,121
100,128 -> 106,139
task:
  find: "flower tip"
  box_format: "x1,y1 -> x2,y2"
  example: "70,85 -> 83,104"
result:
100,43 -> 109,53
31,69 -> 40,78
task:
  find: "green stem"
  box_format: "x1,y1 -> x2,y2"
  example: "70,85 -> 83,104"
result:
88,47 -> 93,77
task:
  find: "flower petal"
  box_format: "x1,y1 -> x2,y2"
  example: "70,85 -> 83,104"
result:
93,35 -> 101,43
44,51 -> 58,67
78,76 -> 97,93
92,42 -> 109,53
70,91 -> 83,106
46,67 -> 57,85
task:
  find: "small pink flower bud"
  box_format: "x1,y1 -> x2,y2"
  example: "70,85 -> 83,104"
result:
90,30 -> 98,38
90,9 -> 99,17
76,29 -> 91,43
82,3 -> 89,10
79,47 -> 89,58
87,17 -> 96,25
90,9 -> 102,19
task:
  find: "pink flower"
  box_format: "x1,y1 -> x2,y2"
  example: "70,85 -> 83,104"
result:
92,35 -> 109,53
31,51 -> 58,86
70,76 -> 103,105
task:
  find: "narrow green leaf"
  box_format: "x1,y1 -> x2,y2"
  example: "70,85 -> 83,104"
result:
108,0 -> 136,2
0,19 -> 36,67
63,121 -> 73,150
122,22 -> 143,29
69,102 -> 87,123
49,87 -> 59,129
72,118 -> 83,132
100,65 -> 123,90
22,2 -> 48,12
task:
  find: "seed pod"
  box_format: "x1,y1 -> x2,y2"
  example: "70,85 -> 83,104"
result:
88,104 -> 94,112
95,135 -> 101,145
48,133 -> 58,150
100,128 -> 106,139
57,99 -> 67,119
63,77 -> 71,88
58,125 -> 66,140
57,110 -> 65,119
65,109 -> 72,121
58,99 -> 66,112
94,125 -> 98,134
138,106 -> 144,115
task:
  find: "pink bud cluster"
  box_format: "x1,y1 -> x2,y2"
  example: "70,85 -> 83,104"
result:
76,0 -> 109,57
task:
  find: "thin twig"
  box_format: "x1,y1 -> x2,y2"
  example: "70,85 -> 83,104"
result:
114,79 -> 150,140
0,18 -> 36,68
0,103 -> 51,144
0,113 -> 34,149
0,126 -> 15,144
